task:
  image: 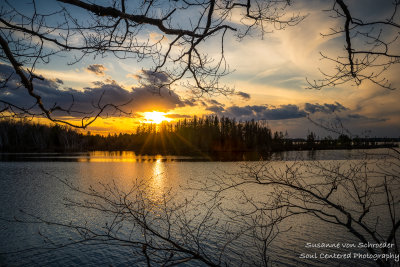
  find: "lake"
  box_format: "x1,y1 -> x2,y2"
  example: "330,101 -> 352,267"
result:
0,149 -> 399,266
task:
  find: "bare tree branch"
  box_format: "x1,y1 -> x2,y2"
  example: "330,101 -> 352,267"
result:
308,0 -> 400,90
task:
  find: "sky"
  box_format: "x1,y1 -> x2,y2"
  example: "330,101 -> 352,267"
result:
1,0 -> 399,138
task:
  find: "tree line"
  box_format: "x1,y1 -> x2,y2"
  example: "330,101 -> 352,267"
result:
0,117 -> 397,155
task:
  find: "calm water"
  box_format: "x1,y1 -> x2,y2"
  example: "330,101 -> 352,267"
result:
0,149 -> 399,266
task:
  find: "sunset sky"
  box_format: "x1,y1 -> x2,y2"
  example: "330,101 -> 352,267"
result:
1,0 -> 399,138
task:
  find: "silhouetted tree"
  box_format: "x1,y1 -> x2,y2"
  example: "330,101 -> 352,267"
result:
306,131 -> 316,148
338,134 -> 352,147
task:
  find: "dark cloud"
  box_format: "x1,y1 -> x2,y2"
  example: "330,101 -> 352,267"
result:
86,64 -> 107,76
92,80 -> 104,87
131,70 -> 179,101
182,98 -> 197,107
236,91 -> 251,100
347,114 -> 387,122
0,64 -> 187,116
0,63 -> 16,79
304,102 -> 348,114
252,105 -> 268,113
208,99 -> 224,106
206,105 -> 225,113
208,104 -> 308,120
166,114 -> 192,119
55,78 -> 64,84
129,86 -> 183,112
200,101 -> 207,106
226,105 -> 254,117
133,70 -> 170,86
263,105 -> 307,120
128,70 -> 184,111
206,102 -> 375,124
204,99 -> 225,113
347,114 -> 363,119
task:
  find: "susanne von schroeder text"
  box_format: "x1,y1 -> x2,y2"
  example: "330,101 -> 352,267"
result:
305,242 -> 395,249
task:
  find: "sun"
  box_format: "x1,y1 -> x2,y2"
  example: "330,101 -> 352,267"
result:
142,111 -> 171,124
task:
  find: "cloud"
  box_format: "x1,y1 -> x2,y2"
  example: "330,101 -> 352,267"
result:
126,73 -> 141,80
304,102 -> 348,114
0,64 -> 188,116
166,114 -> 192,119
208,99 -> 224,106
346,114 -> 387,123
55,78 -> 64,84
263,105 -> 308,120
236,91 -> 251,100
226,105 -> 255,117
182,98 -> 197,107
203,99 -> 225,113
207,104 -> 308,120
134,70 -> 169,85
129,86 -> 183,112
205,102 -> 350,121
206,105 -> 225,113
86,64 -> 107,76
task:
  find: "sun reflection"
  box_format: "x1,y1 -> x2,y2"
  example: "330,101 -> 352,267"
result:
142,111 -> 171,124
153,157 -> 164,177
150,157 -> 165,202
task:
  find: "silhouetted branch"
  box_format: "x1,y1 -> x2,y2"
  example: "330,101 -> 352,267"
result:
0,0 -> 303,126
204,149 -> 400,266
307,0 -> 400,90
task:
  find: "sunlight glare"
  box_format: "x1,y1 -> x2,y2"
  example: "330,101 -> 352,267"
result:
143,111 -> 171,124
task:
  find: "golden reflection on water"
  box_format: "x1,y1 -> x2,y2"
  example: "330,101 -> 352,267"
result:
149,157 -> 166,203
76,151 -> 177,163
153,157 -> 164,177
75,152 -> 169,208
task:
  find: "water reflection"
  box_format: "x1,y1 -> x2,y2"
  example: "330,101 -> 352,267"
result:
0,151 -> 398,266
151,158 -> 165,194
0,149 -> 390,163
83,151 -> 177,163
0,151 -> 195,163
